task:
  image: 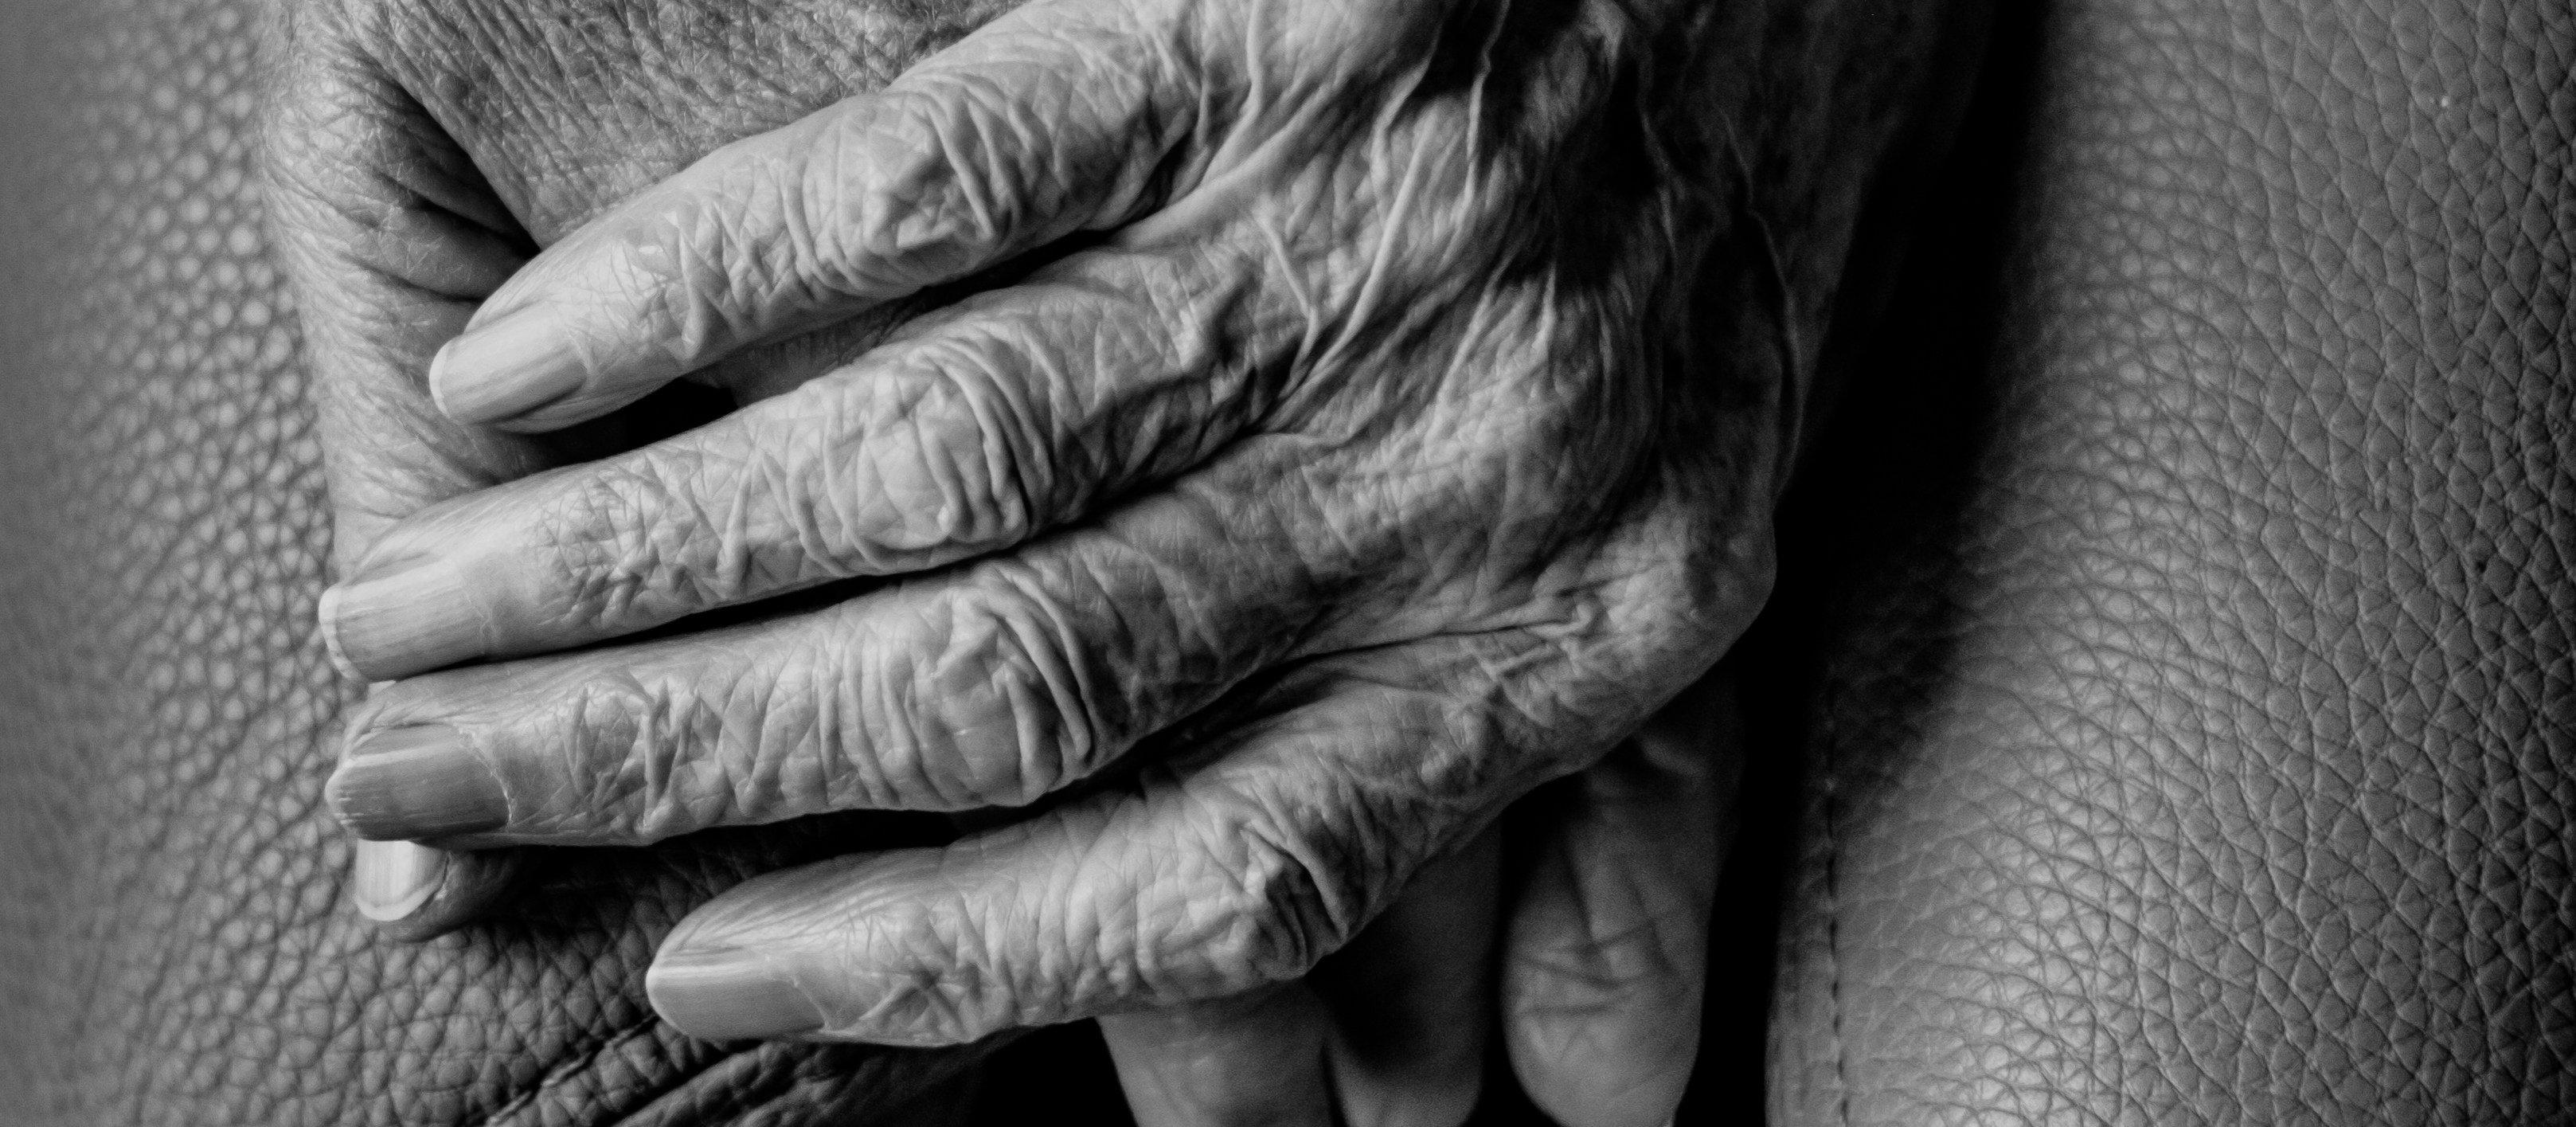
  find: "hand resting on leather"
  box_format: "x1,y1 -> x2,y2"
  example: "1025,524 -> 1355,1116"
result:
268,0 -> 1956,1120
320,0 -> 1756,1031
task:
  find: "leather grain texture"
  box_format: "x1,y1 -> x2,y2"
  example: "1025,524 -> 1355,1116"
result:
0,0 -> 984,1122
1767,0 -> 2576,1121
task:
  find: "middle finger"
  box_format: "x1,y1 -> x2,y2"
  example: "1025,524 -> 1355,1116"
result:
320,239 -> 1282,683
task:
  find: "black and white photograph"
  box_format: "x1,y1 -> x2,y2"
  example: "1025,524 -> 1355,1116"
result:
0,0 -> 2566,1123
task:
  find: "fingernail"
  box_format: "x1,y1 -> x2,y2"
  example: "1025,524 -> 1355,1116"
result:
315,582 -> 368,683
430,306 -> 587,425
647,945 -> 831,1040
319,555 -> 484,680
329,725 -> 510,839
351,839 -> 447,922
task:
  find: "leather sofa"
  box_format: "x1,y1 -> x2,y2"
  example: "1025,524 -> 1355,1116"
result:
0,0 -> 2563,1124
1759,0 -> 2576,1121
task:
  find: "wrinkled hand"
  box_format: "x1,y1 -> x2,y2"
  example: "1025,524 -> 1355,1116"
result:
319,0 -> 1760,1044
269,0 -> 1959,1120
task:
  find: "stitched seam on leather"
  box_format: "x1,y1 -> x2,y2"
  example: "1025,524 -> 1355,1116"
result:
476,1016 -> 672,1127
1819,709 -> 1854,1127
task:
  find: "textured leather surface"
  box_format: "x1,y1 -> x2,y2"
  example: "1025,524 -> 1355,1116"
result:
0,0 -> 991,1122
1768,0 -> 2576,1121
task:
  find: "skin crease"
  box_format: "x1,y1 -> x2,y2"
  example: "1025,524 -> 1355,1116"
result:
264,0 -> 1963,1123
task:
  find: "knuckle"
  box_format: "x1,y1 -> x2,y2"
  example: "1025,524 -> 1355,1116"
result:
656,205 -> 764,358
1637,499 -> 1773,662
826,347 -> 1047,565
1228,850 -> 1340,984
814,84 -> 1021,291
541,426 -> 866,630
572,654 -> 823,844
827,573 -> 1100,809
534,663 -> 719,843
823,874 -> 1004,1045
602,176 -> 798,368
538,454 -> 703,633
1179,806 -> 1355,992
587,143 -> 811,366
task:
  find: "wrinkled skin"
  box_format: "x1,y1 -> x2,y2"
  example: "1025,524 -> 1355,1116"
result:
267,0 -> 1023,932
265,0 -> 1960,1122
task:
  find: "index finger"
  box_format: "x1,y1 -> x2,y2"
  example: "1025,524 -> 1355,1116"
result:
420,0 -> 1195,432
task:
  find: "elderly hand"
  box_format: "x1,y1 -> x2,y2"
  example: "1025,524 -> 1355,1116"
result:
1092,685 -> 1737,1127
322,0 -> 1757,1023
271,0 -> 1962,1121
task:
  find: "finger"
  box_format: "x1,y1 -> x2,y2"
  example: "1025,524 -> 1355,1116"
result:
322,242 -> 1278,683
635,643 -> 1553,1047
1099,985 -> 1337,1127
1316,828 -> 1499,1127
424,0 -> 1197,432
1502,675 -> 1738,1127
323,453 -> 1328,843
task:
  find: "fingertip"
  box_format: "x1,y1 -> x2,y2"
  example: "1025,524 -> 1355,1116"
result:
315,554 -> 486,682
328,723 -> 510,841
351,838 -> 444,923
655,852 -> 999,1046
646,945 -> 831,1042
315,581 -> 368,684
423,335 -> 461,419
430,306 -> 588,426
349,840 -> 521,941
